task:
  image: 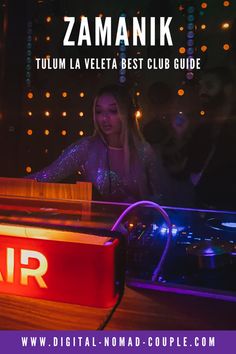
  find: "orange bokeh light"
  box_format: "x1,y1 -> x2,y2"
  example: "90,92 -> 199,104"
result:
27,92 -> 33,99
223,43 -> 230,51
222,22 -> 230,29
201,45 -> 208,52
179,47 -> 186,54
135,110 -> 142,119
178,89 -> 185,96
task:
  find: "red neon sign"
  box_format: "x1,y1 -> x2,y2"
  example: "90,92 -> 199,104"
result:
0,248 -> 48,287
0,225 -> 121,308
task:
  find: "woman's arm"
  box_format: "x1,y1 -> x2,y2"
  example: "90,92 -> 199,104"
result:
26,138 -> 89,182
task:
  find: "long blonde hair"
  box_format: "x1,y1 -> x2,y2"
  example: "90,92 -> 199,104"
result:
93,85 -> 144,175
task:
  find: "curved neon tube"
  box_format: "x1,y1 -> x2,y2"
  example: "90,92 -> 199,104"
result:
111,200 -> 172,282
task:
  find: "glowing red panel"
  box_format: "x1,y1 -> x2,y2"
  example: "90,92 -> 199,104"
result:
0,227 -> 121,308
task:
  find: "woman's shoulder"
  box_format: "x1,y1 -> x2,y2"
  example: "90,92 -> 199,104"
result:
61,135 -> 107,160
63,136 -> 97,153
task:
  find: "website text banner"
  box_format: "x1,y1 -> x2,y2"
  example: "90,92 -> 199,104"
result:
0,331 -> 235,354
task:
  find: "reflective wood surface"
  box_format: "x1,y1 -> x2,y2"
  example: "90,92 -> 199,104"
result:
0,286 -> 236,330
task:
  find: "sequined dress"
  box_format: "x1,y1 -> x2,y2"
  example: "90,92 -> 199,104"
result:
28,136 -> 159,202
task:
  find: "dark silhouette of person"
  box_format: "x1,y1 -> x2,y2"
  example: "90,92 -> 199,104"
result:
143,82 -> 195,207
186,66 -> 236,210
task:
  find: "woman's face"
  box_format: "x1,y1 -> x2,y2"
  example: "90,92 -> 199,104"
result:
95,94 -> 122,138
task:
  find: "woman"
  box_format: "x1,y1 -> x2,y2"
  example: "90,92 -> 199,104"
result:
27,85 -> 159,202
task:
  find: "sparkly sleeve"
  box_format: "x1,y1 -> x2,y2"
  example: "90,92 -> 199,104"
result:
143,143 -> 161,197
26,138 -> 90,182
